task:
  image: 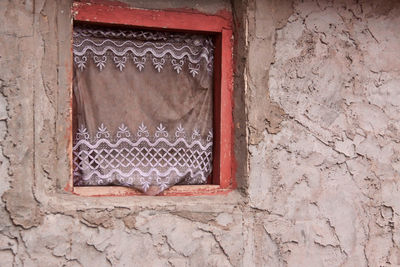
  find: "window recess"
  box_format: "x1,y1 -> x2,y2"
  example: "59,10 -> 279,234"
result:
69,2 -> 235,196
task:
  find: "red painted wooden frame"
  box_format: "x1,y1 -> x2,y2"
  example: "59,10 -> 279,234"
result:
68,1 -> 235,196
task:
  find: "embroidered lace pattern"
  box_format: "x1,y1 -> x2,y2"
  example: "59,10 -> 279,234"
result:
73,123 -> 213,193
73,26 -> 214,75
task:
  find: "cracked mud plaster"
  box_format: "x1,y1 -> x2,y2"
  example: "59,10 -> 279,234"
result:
1,0 -> 400,266
0,0 -> 43,230
246,0 -> 293,144
248,0 -> 400,266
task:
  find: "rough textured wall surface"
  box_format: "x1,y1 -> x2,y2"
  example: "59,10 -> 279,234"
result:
0,0 -> 400,266
248,0 -> 400,266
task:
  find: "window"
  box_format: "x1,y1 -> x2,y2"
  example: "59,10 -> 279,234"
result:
69,2 -> 234,196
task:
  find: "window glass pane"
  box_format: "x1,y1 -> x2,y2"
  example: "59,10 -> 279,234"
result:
72,25 -> 214,195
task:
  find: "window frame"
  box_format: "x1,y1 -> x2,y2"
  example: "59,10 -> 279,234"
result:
67,1 -> 235,196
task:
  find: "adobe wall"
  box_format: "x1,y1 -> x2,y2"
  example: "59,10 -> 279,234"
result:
0,0 -> 399,266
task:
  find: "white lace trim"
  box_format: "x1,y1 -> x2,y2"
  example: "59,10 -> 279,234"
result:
73,27 -> 212,43
73,123 -> 213,192
73,26 -> 214,75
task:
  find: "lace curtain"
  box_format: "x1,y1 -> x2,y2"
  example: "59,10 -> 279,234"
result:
72,25 -> 214,195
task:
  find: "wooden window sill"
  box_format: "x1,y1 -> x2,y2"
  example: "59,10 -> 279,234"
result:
73,185 -> 233,197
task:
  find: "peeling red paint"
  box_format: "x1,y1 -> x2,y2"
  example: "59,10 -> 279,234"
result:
74,0 -> 130,7
72,2 -> 232,32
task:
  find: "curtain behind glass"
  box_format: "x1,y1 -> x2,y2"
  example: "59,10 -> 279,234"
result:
72,25 -> 214,195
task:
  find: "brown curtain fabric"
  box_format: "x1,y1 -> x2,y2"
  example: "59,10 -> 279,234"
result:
72,25 -> 214,195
